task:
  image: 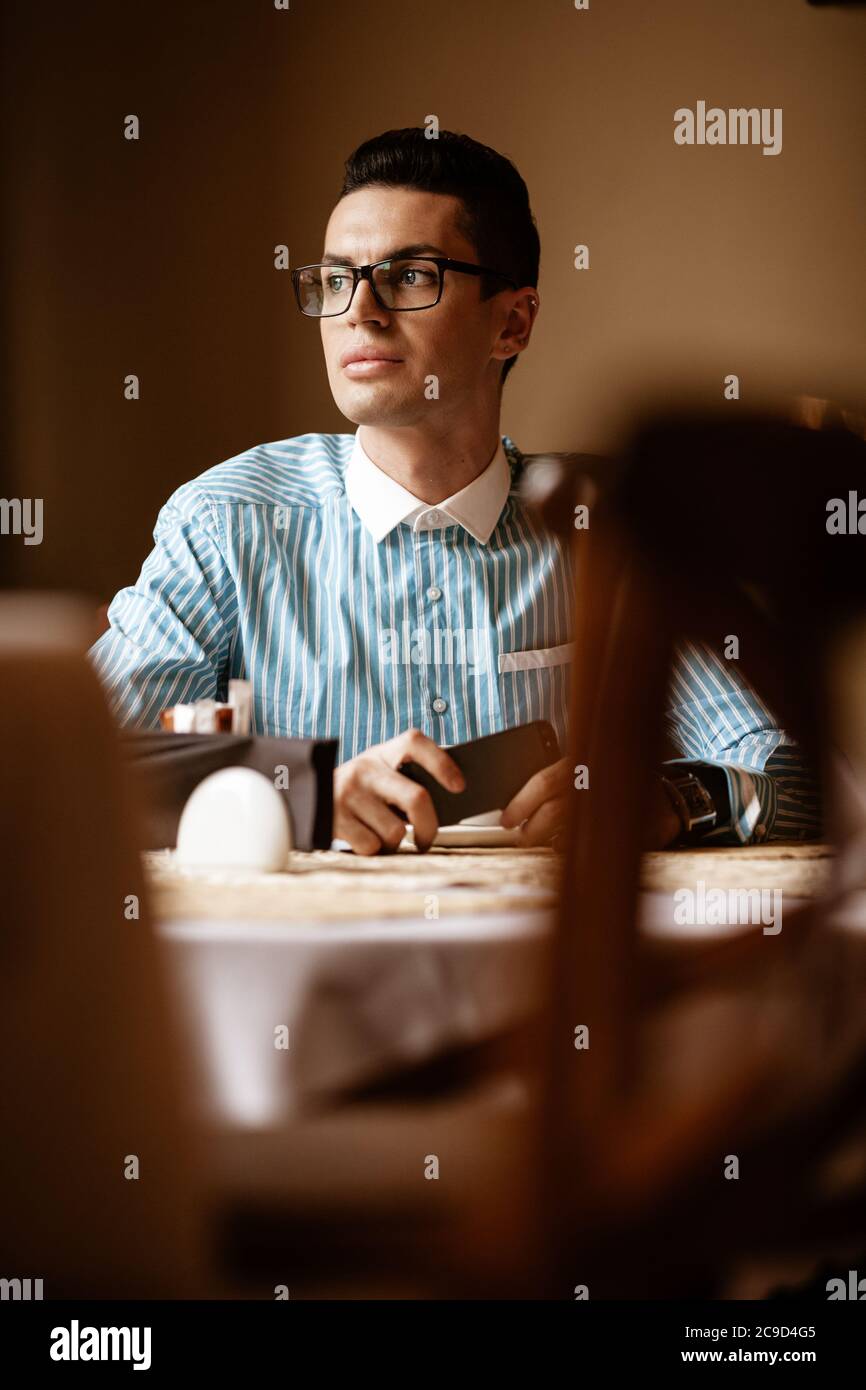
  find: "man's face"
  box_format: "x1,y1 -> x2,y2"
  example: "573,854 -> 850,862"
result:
318,187 -> 517,427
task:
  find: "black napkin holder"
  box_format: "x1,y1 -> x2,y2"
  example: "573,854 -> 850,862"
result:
119,731 -> 337,851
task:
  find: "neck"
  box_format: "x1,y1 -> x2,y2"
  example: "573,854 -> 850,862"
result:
358,415 -> 502,504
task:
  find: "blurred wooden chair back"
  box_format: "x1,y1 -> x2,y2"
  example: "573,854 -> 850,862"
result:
523,408 -> 866,1296
0,594 -> 211,1297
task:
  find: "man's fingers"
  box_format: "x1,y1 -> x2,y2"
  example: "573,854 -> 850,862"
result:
388,729 -> 466,794
354,764 -> 441,851
334,747 -> 443,853
341,789 -> 409,853
374,767 -> 440,849
333,808 -> 388,857
518,795 -> 567,847
501,756 -> 570,828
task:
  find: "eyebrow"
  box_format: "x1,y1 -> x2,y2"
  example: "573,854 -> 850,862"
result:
319,243 -> 448,265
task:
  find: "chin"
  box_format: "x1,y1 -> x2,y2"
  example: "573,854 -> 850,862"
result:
332,383 -> 422,428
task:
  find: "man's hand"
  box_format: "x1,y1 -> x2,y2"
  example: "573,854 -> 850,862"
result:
333,729 -> 465,855
500,759 -> 683,849
647,777 -> 683,849
501,756 -> 571,846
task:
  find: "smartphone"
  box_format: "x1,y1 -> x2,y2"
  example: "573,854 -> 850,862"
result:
399,720 -> 561,826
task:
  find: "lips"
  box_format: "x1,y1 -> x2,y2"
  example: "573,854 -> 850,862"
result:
339,346 -> 404,368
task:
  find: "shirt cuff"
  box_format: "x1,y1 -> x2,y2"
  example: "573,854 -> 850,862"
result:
662,758 -> 777,845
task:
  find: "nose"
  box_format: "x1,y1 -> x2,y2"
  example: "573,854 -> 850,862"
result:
346,274 -> 390,328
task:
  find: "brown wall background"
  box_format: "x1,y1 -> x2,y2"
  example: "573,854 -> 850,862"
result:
3,0 -> 865,598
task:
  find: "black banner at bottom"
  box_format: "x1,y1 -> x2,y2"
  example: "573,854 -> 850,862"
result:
0,1297 -> 862,1375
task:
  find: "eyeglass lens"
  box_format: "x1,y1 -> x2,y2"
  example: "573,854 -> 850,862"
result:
296,259 -> 442,316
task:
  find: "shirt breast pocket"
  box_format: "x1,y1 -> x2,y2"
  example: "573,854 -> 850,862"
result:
498,642 -> 573,674
497,642 -> 573,745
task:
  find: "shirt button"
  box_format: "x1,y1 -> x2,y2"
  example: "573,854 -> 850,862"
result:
432,697 -> 448,714
754,824 -> 767,841
427,510 -> 442,526
427,585 -> 442,601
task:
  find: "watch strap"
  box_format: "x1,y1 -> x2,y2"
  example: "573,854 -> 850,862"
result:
659,769 -> 718,840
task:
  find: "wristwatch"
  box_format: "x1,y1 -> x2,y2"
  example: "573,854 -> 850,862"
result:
658,769 -> 718,842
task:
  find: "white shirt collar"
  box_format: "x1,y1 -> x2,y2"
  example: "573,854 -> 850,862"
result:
344,427 -> 511,545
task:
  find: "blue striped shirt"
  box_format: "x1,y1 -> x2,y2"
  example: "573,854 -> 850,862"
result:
89,430 -> 819,843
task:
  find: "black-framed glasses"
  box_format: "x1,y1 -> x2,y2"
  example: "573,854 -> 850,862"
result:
291,256 -> 518,317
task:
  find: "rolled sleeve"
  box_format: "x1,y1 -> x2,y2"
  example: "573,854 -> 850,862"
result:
88,486 -> 237,728
665,640 -> 821,844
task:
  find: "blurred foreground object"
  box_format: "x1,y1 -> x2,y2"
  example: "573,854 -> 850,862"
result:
526,402 -> 866,1296
0,593 -> 211,1296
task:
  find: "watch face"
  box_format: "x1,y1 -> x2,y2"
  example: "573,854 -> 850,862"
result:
680,776 -> 716,826
664,772 -> 717,831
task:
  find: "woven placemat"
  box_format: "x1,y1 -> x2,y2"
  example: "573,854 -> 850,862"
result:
144,843 -> 834,924
640,843 -> 835,897
144,846 -> 560,922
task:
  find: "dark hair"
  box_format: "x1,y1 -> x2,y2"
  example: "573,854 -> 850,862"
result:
339,127 -> 539,385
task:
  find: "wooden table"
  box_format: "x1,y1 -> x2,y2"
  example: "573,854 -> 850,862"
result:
147,842 -> 838,1126
145,842 -> 835,924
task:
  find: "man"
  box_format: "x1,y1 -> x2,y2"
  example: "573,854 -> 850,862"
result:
90,127 -> 818,854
